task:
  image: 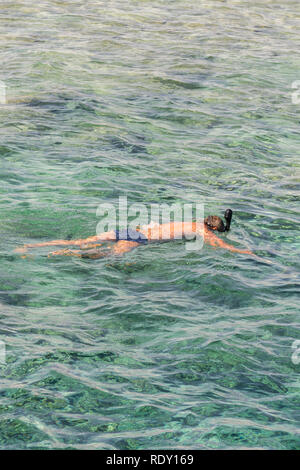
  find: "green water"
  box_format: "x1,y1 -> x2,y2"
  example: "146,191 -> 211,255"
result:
0,0 -> 300,450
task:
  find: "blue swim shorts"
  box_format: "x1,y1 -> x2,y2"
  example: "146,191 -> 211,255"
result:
115,228 -> 148,244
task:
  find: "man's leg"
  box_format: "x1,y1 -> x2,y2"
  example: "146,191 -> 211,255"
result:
48,241 -> 140,258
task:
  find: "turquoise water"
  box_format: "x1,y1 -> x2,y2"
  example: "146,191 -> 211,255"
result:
0,0 -> 300,450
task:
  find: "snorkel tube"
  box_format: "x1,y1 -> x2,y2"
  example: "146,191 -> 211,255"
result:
224,209 -> 232,232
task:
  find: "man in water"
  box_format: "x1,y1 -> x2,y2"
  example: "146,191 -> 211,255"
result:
15,209 -> 254,259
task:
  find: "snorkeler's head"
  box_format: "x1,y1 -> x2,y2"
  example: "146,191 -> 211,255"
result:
204,215 -> 226,232
204,209 -> 233,232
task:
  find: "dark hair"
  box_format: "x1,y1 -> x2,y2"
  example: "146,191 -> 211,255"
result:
204,215 -> 225,232
204,209 -> 233,233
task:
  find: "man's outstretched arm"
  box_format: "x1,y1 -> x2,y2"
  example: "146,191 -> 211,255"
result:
204,230 -> 253,255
